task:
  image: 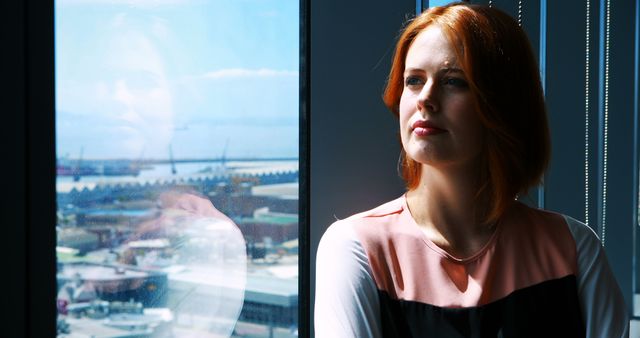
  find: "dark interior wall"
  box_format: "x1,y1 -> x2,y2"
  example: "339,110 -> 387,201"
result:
589,0 -> 637,310
543,0 -> 636,311
309,0 -> 414,335
1,1 -> 27,337
1,0 -> 56,336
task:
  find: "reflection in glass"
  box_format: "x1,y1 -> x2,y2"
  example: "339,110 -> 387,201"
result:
55,0 -> 299,337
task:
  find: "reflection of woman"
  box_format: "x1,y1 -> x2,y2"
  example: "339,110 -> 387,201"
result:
315,3 -> 628,337
129,191 -> 247,337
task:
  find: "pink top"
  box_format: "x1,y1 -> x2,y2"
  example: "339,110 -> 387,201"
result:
347,195 -> 576,307
315,194 -> 629,338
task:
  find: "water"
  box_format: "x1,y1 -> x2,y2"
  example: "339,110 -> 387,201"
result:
56,162 -> 220,183
56,160 -> 299,184
78,209 -> 155,217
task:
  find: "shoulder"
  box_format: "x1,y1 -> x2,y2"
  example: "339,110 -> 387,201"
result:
559,214 -> 603,253
511,202 -> 571,229
517,205 -> 602,256
506,203 -> 581,253
343,196 -> 405,222
334,195 -> 408,249
318,196 -> 404,255
317,218 -> 361,259
512,203 -> 592,234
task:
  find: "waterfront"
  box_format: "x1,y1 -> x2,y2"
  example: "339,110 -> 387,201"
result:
57,160 -> 298,185
56,159 -> 299,338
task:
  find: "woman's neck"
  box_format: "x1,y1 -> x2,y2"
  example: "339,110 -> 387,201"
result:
406,163 -> 495,258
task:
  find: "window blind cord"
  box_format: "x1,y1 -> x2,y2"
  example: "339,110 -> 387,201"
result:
601,0 -> 611,245
585,0 -> 591,228
518,1 -> 523,26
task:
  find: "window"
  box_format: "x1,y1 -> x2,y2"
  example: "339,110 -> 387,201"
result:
6,0 -> 636,337
55,1 -> 300,337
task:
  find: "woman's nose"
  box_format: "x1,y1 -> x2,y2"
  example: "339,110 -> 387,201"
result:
416,80 -> 438,113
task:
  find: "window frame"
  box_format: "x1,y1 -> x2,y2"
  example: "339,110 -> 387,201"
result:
7,0 -> 310,336
3,0 -> 58,336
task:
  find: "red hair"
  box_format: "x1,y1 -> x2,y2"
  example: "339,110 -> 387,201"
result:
383,3 -> 550,225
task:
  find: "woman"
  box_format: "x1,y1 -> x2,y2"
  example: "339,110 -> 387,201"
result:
315,3 -> 629,337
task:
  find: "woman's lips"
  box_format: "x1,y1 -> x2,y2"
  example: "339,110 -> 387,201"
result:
411,120 -> 446,136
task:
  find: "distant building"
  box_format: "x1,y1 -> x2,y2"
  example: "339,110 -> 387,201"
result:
236,208 -> 298,244
57,262 -> 169,307
57,228 -> 100,254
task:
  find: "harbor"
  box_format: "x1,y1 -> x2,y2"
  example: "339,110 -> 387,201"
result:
56,159 -> 300,338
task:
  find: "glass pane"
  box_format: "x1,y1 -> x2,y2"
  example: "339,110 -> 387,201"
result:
55,1 -> 299,337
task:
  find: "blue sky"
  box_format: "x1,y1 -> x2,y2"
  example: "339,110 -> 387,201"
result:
55,0 -> 299,160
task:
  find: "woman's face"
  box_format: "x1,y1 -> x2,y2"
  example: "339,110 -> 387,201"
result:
399,25 -> 484,171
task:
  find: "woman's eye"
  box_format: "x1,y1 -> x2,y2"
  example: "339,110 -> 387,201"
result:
443,77 -> 468,88
405,76 -> 424,87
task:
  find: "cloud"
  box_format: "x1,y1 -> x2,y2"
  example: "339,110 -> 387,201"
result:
151,16 -> 171,40
95,82 -> 109,99
258,10 -> 279,18
112,13 -> 127,28
202,68 -> 298,79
